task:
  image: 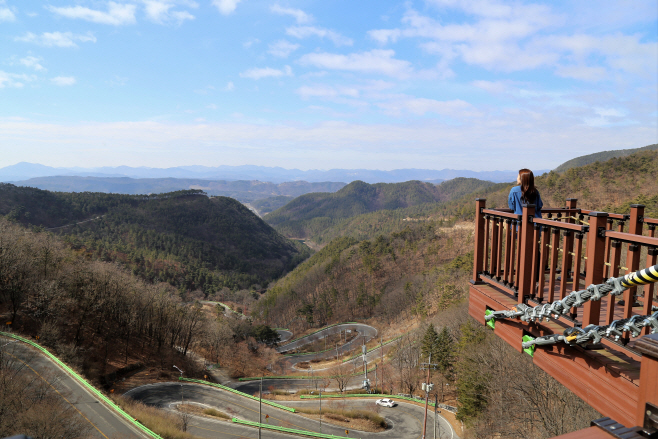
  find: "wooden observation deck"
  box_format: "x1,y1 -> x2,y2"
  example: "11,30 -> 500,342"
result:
469,199 -> 658,438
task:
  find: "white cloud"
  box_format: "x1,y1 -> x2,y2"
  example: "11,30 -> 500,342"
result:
0,5 -> 15,22
0,71 -> 35,88
224,81 -> 234,91
207,104 -> 218,110
270,4 -> 311,24
296,85 -> 360,99
47,2 -> 136,25
472,80 -> 508,94
212,0 -> 241,15
15,31 -> 97,48
377,97 -> 481,117
286,26 -> 353,47
299,50 -> 413,79
268,40 -> 300,58
19,56 -> 46,71
51,76 -> 76,86
243,38 -> 260,48
554,65 -> 607,81
142,0 -> 196,25
240,65 -> 292,80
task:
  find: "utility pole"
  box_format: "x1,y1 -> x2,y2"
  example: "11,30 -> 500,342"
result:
420,353 -> 438,439
173,365 -> 184,406
319,388 -> 322,433
434,393 -> 438,439
380,336 -> 384,393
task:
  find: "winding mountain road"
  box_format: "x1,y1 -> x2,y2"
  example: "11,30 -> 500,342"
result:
127,382 -> 457,439
1,336 -> 145,439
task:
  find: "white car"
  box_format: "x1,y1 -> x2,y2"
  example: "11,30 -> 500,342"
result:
376,398 -> 396,407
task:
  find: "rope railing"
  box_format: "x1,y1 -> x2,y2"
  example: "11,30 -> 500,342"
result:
485,264 -> 658,323
522,310 -> 658,349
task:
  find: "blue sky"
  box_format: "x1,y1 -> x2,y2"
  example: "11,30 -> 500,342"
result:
0,0 -> 656,171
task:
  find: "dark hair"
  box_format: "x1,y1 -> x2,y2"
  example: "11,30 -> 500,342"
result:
518,168 -> 537,204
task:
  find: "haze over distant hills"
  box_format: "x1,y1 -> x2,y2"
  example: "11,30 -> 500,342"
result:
7,176 -> 346,203
0,162 -> 531,184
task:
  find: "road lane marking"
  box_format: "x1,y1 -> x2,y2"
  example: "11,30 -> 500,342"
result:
6,351 -> 109,439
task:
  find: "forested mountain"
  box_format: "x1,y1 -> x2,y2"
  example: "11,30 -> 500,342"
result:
450,149 -> 658,219
553,143 -> 657,173
265,178 -> 497,242
12,176 -> 345,202
0,184 -> 311,293
253,220 -> 475,330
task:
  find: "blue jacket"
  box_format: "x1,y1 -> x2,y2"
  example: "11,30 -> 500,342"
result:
508,186 -> 543,217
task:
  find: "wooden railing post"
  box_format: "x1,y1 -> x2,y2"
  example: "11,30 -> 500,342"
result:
560,199 -> 578,299
518,204 -> 535,302
623,204 -> 645,319
472,198 -> 487,284
583,212 -> 608,326
635,333 -> 658,428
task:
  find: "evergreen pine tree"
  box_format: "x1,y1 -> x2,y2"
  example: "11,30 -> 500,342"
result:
435,326 -> 455,380
421,324 -> 440,361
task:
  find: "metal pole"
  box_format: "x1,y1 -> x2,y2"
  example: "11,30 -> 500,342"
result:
434,393 -> 437,439
422,353 -> 431,439
259,376 -> 262,439
380,336 -> 384,393
173,365 -> 184,406
319,388 -> 322,433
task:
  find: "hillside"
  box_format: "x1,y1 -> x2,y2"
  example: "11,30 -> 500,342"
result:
12,176 -> 346,202
265,178 -> 496,240
448,149 -> 658,219
553,143 -> 658,173
0,184 -> 311,293
253,220 -> 474,330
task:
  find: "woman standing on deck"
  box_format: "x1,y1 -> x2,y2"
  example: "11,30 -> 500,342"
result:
509,168 -> 543,217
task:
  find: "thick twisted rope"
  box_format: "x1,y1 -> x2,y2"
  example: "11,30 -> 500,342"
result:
484,264 -> 658,323
522,310 -> 658,349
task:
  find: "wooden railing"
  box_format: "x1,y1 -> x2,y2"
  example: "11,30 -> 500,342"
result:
474,198 -> 658,332
471,198 -> 658,433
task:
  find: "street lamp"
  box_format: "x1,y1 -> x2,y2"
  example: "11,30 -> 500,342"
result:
173,365 -> 184,406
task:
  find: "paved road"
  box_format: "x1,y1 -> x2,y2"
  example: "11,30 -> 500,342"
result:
277,324 -> 377,355
276,329 -> 293,343
126,382 -> 458,439
1,337 -> 144,439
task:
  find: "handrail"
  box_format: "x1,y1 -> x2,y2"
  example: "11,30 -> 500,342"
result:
0,331 -> 162,438
482,209 -> 522,220
179,378 -> 296,412
542,208 -> 581,214
580,209 -> 629,220
643,217 -> 658,226
232,417 -> 356,439
605,231 -> 658,247
533,218 -> 589,232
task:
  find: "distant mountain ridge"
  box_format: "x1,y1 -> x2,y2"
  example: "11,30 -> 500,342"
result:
264,178 -> 497,241
0,162 -> 533,184
553,143 -> 658,173
10,176 -> 345,202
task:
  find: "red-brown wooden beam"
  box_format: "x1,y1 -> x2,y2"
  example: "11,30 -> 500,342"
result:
634,333 -> 658,427
583,212 -> 608,326
518,204 -> 536,301
623,205 -> 645,320
472,198 -> 487,283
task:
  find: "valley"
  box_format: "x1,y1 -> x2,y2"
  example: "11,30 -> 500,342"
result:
1,146 -> 657,439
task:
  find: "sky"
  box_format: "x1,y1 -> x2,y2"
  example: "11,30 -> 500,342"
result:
0,0 -> 656,171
